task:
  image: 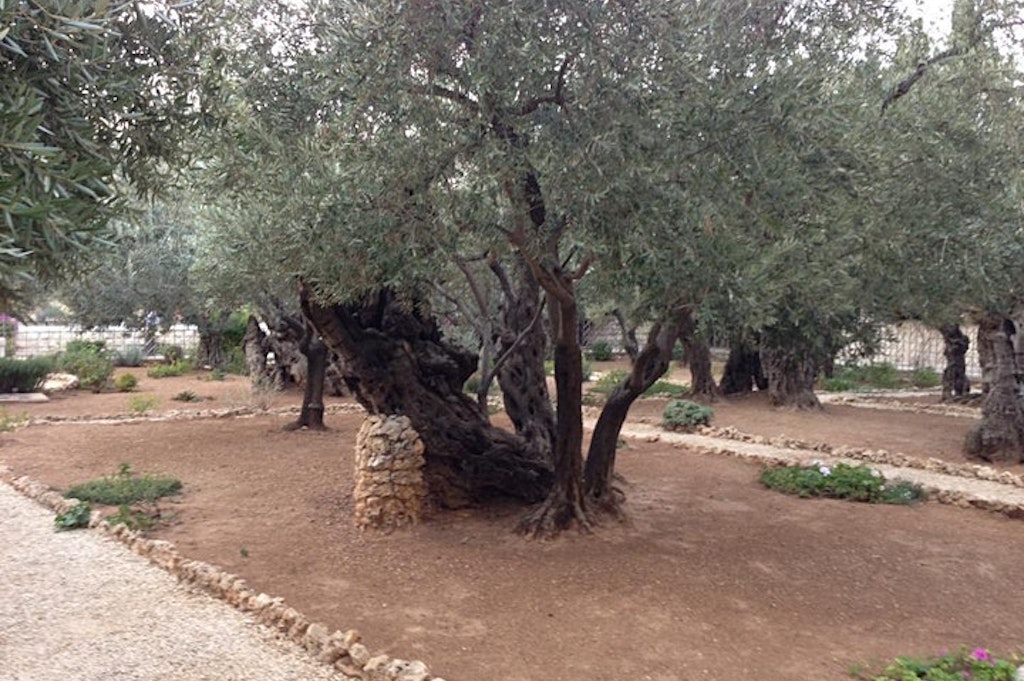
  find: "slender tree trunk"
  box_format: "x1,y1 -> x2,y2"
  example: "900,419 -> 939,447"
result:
965,330 -> 1024,463
584,308 -> 684,510
612,309 -> 640,362
196,330 -> 225,369
518,285 -> 588,536
302,288 -> 552,507
976,316 -> 1002,394
940,324 -> 970,401
286,333 -> 327,431
678,308 -> 716,397
761,345 -> 820,409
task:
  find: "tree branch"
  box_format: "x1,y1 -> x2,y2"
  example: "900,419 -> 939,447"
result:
881,45 -> 969,114
515,53 -> 574,116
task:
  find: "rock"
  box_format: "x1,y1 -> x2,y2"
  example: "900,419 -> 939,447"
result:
41,372 -> 78,393
349,642 -> 372,667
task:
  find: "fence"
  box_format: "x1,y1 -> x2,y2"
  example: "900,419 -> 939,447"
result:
8,324 -> 200,359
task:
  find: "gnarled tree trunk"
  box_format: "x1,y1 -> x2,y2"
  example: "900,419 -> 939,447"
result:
302,288 -> 552,507
583,307 -> 685,511
285,330 -> 327,431
940,324 -> 970,401
965,329 -> 1024,463
761,345 -> 820,409
720,345 -> 765,394
678,308 -> 716,398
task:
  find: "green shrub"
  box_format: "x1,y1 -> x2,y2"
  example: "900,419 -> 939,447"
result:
644,380 -> 689,398
591,369 -> 628,396
824,363 -> 902,391
158,344 -> 185,364
107,504 -> 159,530
54,501 -> 92,531
65,464 -> 181,506
54,346 -> 114,392
587,341 -> 613,361
113,345 -> 146,367
147,361 -> 190,378
209,368 -> 227,381
224,346 -> 248,375
760,461 -> 922,504
821,376 -> 857,392
127,395 -> 159,414
661,399 -> 713,431
113,373 -> 138,392
911,367 -> 942,388
0,357 -> 52,393
172,390 -> 202,403
862,647 -> 1022,681
64,339 -> 106,355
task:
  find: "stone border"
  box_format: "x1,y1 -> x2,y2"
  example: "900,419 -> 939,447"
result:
25,402 -> 366,426
0,464 -> 445,681
689,424 -> 1024,490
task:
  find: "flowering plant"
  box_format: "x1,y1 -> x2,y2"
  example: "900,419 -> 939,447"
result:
867,647 -> 1023,681
760,461 -> 921,505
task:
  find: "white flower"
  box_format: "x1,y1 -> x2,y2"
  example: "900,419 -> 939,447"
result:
871,469 -> 882,478
819,466 -> 831,477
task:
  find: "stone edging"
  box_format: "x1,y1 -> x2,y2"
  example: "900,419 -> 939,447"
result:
26,402 -> 366,426
0,465 -> 445,681
820,394 -> 982,419
688,424 -> 1024,490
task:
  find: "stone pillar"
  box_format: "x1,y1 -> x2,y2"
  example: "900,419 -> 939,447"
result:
353,415 -> 426,531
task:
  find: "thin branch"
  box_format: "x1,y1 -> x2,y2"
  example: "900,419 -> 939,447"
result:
881,45 -> 969,114
515,53 -> 574,116
407,83 -> 480,112
489,294 -> 547,380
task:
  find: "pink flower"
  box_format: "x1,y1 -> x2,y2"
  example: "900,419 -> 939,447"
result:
971,648 -> 993,663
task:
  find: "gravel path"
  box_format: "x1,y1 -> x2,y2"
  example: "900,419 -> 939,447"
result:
0,482 -> 344,681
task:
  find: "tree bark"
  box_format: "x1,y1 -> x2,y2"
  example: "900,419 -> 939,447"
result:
196,329 -> 225,369
583,308 -> 684,510
302,288 -> 552,506
285,329 -> 328,431
761,345 -> 821,409
612,309 -> 640,362
678,308 -> 716,397
965,329 -> 1024,463
940,324 -> 970,401
720,345 -> 765,394
976,316 -> 1002,394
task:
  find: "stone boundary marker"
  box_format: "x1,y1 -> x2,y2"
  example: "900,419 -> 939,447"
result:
0,465 -> 445,681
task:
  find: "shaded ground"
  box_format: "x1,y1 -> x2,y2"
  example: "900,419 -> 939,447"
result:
1,367 -> 1022,681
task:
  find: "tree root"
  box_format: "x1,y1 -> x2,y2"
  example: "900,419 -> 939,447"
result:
516,491 -> 593,539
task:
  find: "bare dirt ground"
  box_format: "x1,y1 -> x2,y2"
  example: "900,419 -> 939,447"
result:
2,365 -> 1023,681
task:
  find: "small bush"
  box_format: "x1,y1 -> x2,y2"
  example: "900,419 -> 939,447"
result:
911,367 -> 942,389
661,399 -> 713,431
863,647 -> 1022,681
224,346 -> 248,375
209,368 -> 227,382
591,369 -> 629,396
0,357 -> 52,393
107,504 -> 159,530
158,344 -> 185,364
0,408 -> 27,432
113,373 -> 138,392
127,395 -> 159,414
64,339 -> 106,355
54,346 -> 114,392
760,461 -> 922,504
172,390 -> 202,403
821,376 -> 857,392
587,341 -> 613,361
113,345 -> 146,367
54,501 -> 92,531
644,380 -> 689,398
65,464 -> 181,506
147,361 -> 190,378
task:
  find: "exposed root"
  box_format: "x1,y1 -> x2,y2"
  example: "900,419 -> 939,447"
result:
516,492 -> 593,539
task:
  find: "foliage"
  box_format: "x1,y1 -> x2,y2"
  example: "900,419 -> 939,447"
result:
590,370 -> 630,397
0,0 -> 215,303
54,345 -> 113,392
822,363 -> 903,392
113,346 -> 145,368
223,346 -> 248,375
64,339 -> 106,355
862,647 -> 1023,681
65,464 -> 181,506
126,395 -> 159,415
113,374 -> 138,393
760,462 -> 922,504
147,361 -> 190,379
0,408 -> 27,432
662,400 -> 714,432
209,368 -> 227,382
587,342 -> 614,362
910,367 -> 942,389
159,345 -> 185,364
172,390 -> 202,403
0,356 -> 51,393
107,504 -> 159,531
53,502 -> 91,531
644,381 -> 690,399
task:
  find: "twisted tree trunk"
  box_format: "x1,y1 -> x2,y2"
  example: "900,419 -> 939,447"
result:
761,345 -> 820,409
720,345 -> 766,394
678,308 -> 716,398
965,329 -> 1024,463
302,288 -> 552,507
940,324 -> 970,401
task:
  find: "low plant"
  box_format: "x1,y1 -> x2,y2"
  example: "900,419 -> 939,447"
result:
127,395 -> 159,414
860,647 -> 1023,681
910,366 -> 942,389
65,463 -> 182,506
172,390 -> 202,403
0,356 -> 52,393
64,339 -> 106,355
224,346 -> 248,375
587,341 -> 613,361
113,345 -> 146,367
54,501 -> 92,531
158,344 -> 185,364
761,461 -> 922,504
54,346 -> 113,392
591,369 -> 629,396
113,373 -> 139,392
107,503 -> 160,531
209,368 -> 227,381
661,399 -> 713,431
821,363 -> 903,392
0,408 -> 27,432
644,380 -> 690,398
147,361 -> 190,378
821,376 -> 857,392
